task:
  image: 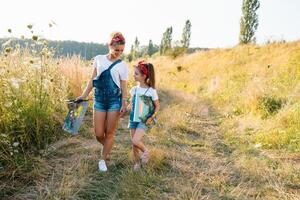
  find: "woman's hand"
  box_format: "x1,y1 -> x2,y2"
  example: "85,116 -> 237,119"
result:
75,95 -> 85,102
119,105 -> 127,117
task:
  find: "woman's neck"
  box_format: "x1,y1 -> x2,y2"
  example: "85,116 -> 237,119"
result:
107,53 -> 119,62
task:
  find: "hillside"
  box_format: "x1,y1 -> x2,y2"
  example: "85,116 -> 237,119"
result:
152,40 -> 300,152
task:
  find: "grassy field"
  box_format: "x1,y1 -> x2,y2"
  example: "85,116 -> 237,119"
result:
1,40 -> 300,199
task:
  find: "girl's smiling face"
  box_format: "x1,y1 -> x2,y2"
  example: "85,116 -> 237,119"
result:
134,67 -> 146,83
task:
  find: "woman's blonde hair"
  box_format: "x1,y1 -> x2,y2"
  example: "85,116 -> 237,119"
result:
109,32 -> 125,46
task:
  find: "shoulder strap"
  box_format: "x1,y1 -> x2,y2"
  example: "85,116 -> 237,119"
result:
143,87 -> 150,95
107,59 -> 122,71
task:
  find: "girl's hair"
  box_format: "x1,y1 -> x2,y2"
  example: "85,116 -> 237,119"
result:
136,61 -> 155,88
109,32 -> 125,46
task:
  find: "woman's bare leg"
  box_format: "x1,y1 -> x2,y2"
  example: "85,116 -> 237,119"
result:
102,111 -> 120,160
93,110 -> 106,145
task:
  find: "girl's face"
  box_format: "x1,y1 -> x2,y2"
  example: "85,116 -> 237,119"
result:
109,44 -> 125,58
133,67 -> 146,83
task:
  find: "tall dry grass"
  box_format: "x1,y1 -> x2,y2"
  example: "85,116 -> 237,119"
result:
0,38 -> 92,197
149,40 -> 300,151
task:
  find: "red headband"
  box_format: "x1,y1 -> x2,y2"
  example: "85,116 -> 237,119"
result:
137,60 -> 148,76
110,35 -> 125,45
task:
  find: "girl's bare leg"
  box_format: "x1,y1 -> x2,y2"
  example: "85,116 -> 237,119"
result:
131,129 -> 147,152
130,129 -> 140,163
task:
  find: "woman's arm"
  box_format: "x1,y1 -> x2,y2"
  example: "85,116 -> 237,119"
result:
119,80 -> 127,116
77,68 -> 97,100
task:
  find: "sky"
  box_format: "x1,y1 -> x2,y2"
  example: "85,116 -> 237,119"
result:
1,0 -> 300,52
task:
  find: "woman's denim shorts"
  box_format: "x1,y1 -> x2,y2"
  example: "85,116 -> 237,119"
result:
128,121 -> 149,132
93,97 -> 121,112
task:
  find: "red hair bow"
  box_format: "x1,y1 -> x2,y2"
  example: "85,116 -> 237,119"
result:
137,60 -> 148,76
110,35 -> 125,45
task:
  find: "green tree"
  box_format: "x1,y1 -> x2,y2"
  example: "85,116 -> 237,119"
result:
126,37 -> 140,61
127,45 -> 134,62
160,27 -> 173,55
181,20 -> 192,48
133,37 -> 140,59
239,0 -> 260,44
147,39 -> 155,57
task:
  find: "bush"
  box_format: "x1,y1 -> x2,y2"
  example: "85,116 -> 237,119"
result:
257,95 -> 286,118
166,47 -> 187,59
0,39 -> 68,170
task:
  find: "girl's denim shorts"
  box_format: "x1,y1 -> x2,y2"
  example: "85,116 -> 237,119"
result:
93,97 -> 121,112
128,121 -> 149,132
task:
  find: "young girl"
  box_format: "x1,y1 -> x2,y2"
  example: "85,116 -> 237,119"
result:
128,61 -> 160,171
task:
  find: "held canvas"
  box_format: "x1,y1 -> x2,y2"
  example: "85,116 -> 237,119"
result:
63,100 -> 88,135
133,94 -> 154,123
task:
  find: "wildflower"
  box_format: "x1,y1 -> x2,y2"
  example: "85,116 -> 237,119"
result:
13,142 -> 19,147
32,35 -> 38,41
2,39 -> 12,48
5,47 -> 11,53
10,78 -> 20,89
254,143 -> 262,148
31,63 -> 42,70
4,101 -> 12,108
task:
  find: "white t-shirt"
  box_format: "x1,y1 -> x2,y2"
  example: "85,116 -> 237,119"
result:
93,55 -> 128,88
129,86 -> 159,101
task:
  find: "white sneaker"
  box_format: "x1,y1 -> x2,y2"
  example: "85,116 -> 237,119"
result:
98,160 -> 107,172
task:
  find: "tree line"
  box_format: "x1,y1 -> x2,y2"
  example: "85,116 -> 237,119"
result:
1,0 -> 260,61
0,38 -> 108,60
127,19 -> 193,61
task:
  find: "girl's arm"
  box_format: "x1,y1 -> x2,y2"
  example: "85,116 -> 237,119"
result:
151,100 -> 160,119
146,100 -> 160,125
77,68 -> 97,100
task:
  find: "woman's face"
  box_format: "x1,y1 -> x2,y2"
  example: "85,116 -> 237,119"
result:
109,44 -> 125,58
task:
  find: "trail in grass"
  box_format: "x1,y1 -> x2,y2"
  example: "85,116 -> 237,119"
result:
11,90 -> 299,200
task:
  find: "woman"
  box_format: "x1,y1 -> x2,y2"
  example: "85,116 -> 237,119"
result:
77,32 -> 128,172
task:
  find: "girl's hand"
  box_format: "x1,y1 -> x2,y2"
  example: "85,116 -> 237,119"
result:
146,117 -> 152,126
126,104 -> 132,112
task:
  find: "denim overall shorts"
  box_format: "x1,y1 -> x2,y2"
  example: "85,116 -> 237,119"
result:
93,59 -> 122,112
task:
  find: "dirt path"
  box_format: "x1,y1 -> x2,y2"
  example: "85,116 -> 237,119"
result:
9,90 -> 299,200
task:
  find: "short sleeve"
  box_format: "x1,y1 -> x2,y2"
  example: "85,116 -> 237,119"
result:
119,62 -> 129,80
93,55 -> 100,68
151,89 -> 159,101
